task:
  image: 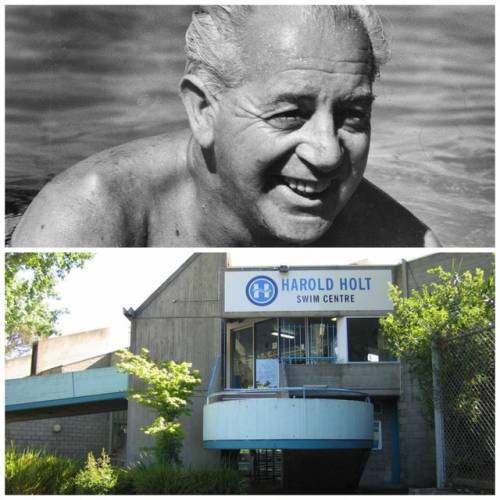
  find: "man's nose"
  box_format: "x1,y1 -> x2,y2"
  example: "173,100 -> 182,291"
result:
295,114 -> 344,172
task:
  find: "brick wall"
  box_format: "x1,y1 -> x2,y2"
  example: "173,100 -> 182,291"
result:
6,412 -> 112,461
398,363 -> 436,487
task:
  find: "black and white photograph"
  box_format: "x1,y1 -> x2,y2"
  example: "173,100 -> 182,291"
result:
5,5 -> 495,248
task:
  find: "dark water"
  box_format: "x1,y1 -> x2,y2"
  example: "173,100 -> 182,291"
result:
5,6 -> 494,246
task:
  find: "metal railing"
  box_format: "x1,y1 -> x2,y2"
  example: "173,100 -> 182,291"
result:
206,385 -> 370,405
280,355 -> 337,364
278,319 -> 337,365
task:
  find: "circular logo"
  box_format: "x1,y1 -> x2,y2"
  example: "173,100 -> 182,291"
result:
245,275 -> 278,306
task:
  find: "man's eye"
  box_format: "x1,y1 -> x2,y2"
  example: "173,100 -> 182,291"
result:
338,109 -> 371,131
268,111 -> 307,130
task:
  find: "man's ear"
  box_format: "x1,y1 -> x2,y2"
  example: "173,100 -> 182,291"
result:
180,75 -> 217,149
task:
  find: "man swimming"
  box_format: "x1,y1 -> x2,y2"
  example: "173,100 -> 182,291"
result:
12,5 -> 440,247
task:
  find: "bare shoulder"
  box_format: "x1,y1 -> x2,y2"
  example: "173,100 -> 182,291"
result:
11,131 -> 190,247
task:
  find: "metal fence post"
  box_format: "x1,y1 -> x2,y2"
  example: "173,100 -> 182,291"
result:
431,335 -> 446,488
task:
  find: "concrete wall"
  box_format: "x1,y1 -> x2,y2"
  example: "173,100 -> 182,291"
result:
285,363 -> 401,397
126,253 -> 227,467
35,328 -> 127,373
394,252 -> 494,295
5,354 -> 31,379
35,353 -> 123,375
5,328 -> 128,379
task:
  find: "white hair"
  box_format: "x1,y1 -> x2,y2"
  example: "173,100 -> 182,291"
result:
184,5 -> 390,94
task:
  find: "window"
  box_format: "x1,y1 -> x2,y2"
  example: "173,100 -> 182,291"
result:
347,317 -> 396,362
279,318 -> 306,363
229,317 -> 338,388
308,317 -> 337,361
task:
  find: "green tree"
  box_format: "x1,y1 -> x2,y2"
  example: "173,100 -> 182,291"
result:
116,348 -> 202,464
380,265 -> 494,418
5,252 -> 93,356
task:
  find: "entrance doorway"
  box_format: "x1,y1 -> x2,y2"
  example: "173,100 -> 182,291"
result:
229,317 -> 337,389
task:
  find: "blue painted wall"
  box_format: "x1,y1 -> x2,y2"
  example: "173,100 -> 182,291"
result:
6,367 -> 128,412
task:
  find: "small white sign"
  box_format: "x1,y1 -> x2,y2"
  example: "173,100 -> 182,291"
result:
224,269 -> 394,313
256,359 -> 279,388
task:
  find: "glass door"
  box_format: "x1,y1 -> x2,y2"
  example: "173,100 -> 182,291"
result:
230,319 -> 279,389
231,326 -> 253,388
255,319 -> 279,388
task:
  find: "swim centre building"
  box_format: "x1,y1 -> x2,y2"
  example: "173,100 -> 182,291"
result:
5,252 -> 494,492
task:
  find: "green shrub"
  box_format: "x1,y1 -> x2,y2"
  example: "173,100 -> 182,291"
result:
113,466 -> 135,494
127,462 -> 247,494
183,467 -> 248,494
74,449 -> 119,495
5,445 -> 80,494
5,445 -> 247,495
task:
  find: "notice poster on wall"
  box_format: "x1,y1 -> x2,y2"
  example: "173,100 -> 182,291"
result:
256,359 -> 278,388
224,268 -> 394,313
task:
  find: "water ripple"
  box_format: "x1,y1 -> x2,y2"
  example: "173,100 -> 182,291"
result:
5,5 -> 494,246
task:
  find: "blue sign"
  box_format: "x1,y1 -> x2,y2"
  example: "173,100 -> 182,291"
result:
245,276 -> 278,306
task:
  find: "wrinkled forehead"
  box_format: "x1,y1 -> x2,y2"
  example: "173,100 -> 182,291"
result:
240,6 -> 372,79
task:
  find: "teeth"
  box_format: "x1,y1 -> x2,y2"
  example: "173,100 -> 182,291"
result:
282,176 -> 331,194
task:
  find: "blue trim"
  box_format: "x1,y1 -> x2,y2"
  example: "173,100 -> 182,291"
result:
390,400 -> 401,483
204,439 -> 373,450
6,391 -> 128,413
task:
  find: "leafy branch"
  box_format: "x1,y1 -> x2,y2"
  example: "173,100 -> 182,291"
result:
116,348 -> 202,464
5,252 -> 93,356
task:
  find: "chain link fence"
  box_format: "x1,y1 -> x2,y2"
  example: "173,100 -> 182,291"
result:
433,326 -> 495,492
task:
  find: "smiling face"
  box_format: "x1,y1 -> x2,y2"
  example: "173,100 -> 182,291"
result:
209,7 -> 374,244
